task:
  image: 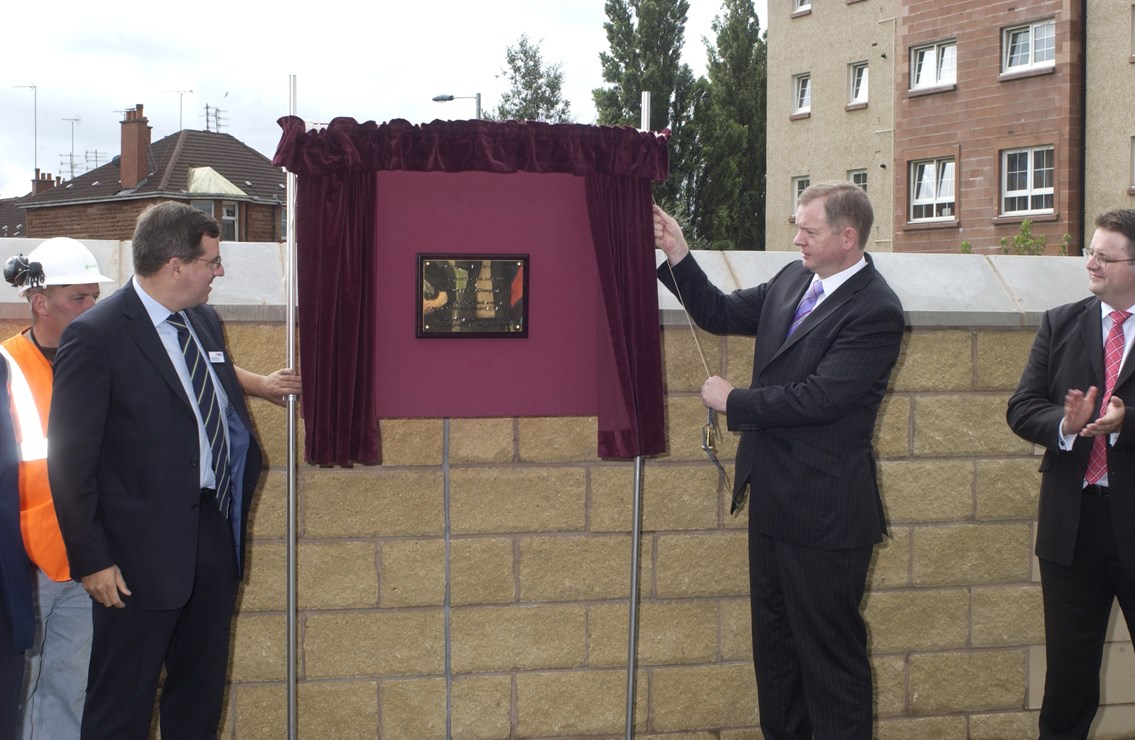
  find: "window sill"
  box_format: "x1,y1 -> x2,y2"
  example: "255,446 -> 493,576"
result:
1128,186 -> 1135,196
791,8 -> 812,18
908,83 -> 957,98
993,213 -> 1057,225
790,111 -> 811,121
845,102 -> 868,112
998,65 -> 1055,83
905,218 -> 959,231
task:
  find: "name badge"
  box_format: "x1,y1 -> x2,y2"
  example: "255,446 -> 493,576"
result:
209,351 -> 225,363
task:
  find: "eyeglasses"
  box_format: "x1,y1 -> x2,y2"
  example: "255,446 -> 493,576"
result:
190,256 -> 223,271
1084,246 -> 1135,267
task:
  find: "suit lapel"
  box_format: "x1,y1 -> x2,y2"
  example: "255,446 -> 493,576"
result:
120,284 -> 194,408
1077,300 -> 1105,387
775,256 -> 878,356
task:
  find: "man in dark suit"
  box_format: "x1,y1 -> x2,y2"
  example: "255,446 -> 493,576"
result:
49,202 -> 264,740
0,359 -> 30,740
655,181 -> 905,739
1007,209 -> 1135,739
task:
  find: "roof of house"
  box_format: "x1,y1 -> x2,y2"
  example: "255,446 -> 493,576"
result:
21,129 -> 285,209
0,196 -> 28,238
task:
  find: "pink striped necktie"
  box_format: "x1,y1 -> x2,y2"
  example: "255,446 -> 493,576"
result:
787,280 -> 824,338
1085,309 -> 1131,484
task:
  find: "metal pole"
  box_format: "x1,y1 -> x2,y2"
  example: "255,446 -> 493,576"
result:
285,74 -> 299,740
475,93 -> 482,120
624,455 -> 645,739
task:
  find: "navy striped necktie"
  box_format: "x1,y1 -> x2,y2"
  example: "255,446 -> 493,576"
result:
167,312 -> 231,517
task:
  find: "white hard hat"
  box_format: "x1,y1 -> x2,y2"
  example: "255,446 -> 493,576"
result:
19,237 -> 113,296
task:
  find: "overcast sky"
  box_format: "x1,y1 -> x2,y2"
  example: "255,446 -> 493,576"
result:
0,1 -> 766,200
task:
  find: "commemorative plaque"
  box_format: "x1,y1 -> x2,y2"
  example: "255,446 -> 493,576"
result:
417,254 -> 529,338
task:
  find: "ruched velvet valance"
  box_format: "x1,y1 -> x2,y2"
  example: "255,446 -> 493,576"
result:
273,116 -> 668,465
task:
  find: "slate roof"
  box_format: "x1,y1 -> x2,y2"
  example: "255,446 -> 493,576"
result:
21,129 -> 285,209
0,196 -> 28,238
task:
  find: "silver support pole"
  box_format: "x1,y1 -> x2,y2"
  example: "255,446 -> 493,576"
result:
624,455 -> 644,739
285,74 -> 299,740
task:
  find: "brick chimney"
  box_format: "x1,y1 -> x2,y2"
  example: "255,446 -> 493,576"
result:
31,168 -> 58,194
120,104 -> 151,189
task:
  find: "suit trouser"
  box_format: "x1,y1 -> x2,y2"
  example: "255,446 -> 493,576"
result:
0,597 -> 24,740
80,494 -> 238,740
1038,493 -> 1135,740
749,530 -> 874,740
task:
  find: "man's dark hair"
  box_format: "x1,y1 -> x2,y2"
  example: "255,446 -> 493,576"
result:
799,181 -> 875,251
1095,209 -> 1135,257
132,202 -> 221,277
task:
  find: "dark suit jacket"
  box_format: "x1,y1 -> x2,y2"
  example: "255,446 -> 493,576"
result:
0,360 -> 32,652
48,282 -> 263,611
1007,297 -> 1135,575
659,254 -> 905,549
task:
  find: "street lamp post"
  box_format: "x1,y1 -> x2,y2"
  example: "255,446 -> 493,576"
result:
15,84 -> 37,183
432,93 -> 481,120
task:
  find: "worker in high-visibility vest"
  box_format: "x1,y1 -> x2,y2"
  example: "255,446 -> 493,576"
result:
2,237 -> 112,739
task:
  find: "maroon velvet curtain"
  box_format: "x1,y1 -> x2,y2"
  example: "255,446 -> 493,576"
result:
273,116 -> 668,464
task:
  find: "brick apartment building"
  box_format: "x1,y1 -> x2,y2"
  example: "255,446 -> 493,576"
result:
766,0 -> 1133,255
2,104 -> 285,242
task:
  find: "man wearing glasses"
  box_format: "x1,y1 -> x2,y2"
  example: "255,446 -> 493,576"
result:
1009,209 -> 1135,738
48,201 -> 290,739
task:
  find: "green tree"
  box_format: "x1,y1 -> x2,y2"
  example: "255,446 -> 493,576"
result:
490,34 -> 573,123
593,0 -> 701,213
693,0 -> 766,250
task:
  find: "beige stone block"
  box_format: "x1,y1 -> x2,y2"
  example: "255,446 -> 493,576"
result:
890,330 -> 972,392
233,681 -> 380,740
637,599 -> 719,665
450,467 -> 585,534
248,469 -> 287,538
725,335 -> 756,390
239,542 -> 286,612
873,654 -> 908,717
968,710 -> 1040,739
720,730 -> 763,740
650,664 -> 759,731
721,597 -> 754,662
875,395 -> 912,458
662,326 -> 723,393
590,465 -> 720,533
247,395 -> 303,470
976,330 -> 1036,391
908,650 -> 1027,713
304,610 -> 445,678
450,418 -> 514,463
450,537 -> 515,605
450,674 -> 512,740
587,603 -> 630,667
912,524 -> 1032,586
879,460 -> 974,523
975,458 -> 1041,520
378,418 -> 443,466
863,588 -> 969,653
299,541 -> 378,609
381,539 -> 445,607
518,416 -> 599,462
666,394 -> 740,463
381,677 -> 446,740
230,613 -> 287,682
516,669 -> 634,736
914,395 -> 1030,457
875,716 -> 968,740
869,528 -> 911,589
656,532 -> 749,598
451,605 -> 586,672
302,469 -> 444,537
972,585 -> 1045,647
520,535 -> 632,601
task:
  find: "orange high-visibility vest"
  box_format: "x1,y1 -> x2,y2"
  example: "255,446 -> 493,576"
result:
1,331 -> 69,581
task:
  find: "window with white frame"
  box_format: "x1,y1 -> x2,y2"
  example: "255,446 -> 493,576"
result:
849,63 -> 869,105
794,74 -> 812,114
190,199 -> 214,217
795,0 -> 811,11
849,169 -> 868,192
1003,19 -> 1055,73
1002,146 -> 1054,215
910,158 -> 955,221
792,176 -> 811,208
911,41 -> 957,89
221,202 -> 239,241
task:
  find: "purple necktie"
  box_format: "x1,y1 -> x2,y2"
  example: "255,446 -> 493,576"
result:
787,280 -> 824,338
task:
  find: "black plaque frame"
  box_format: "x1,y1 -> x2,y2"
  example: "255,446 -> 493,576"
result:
417,254 -> 529,338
